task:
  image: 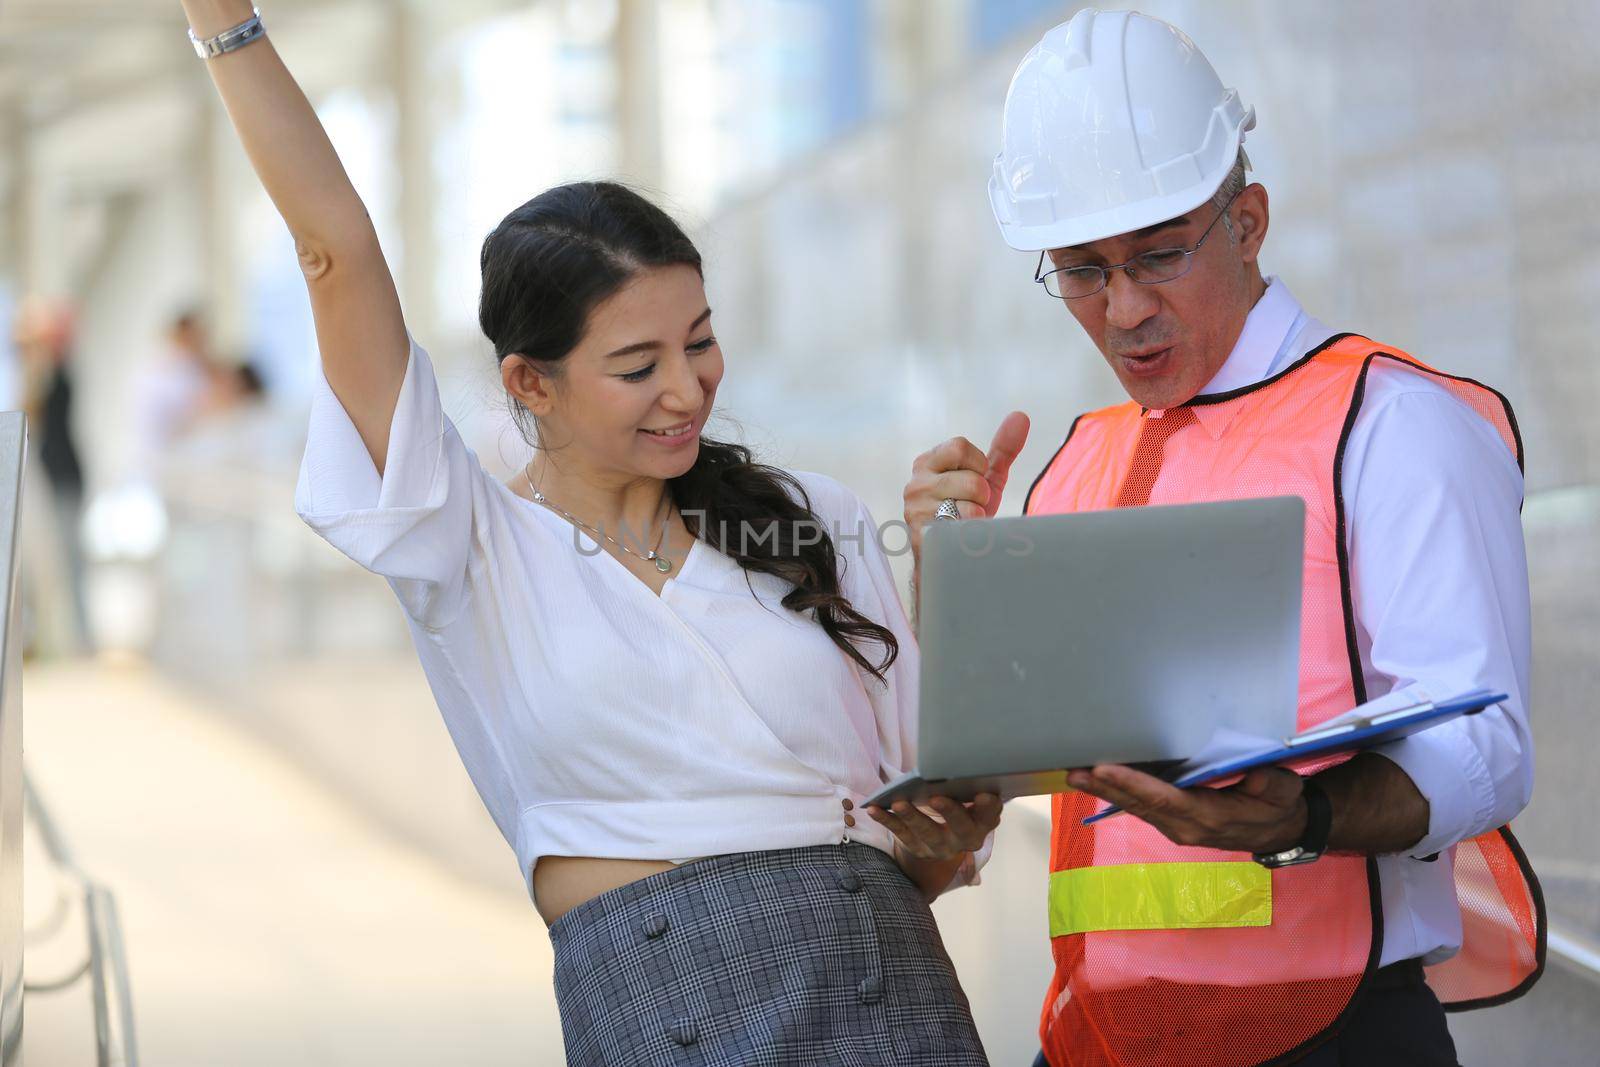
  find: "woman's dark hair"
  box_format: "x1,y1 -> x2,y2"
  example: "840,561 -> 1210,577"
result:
478,181 -> 898,681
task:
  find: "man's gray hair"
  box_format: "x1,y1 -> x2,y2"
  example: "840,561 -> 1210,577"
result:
1208,148 -> 1250,241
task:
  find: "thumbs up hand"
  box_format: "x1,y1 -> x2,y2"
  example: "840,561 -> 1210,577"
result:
902,411 -> 1031,566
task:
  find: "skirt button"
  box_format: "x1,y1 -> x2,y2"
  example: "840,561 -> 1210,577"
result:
857,976 -> 884,1004
642,912 -> 669,939
836,869 -> 863,893
669,1018 -> 699,1046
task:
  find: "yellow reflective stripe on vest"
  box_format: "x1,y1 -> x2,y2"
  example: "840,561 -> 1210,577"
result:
1048,862 -> 1272,937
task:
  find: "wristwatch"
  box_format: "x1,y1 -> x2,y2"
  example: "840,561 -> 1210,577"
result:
1252,776 -> 1332,869
189,8 -> 267,60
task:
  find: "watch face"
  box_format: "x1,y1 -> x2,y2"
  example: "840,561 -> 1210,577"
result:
1255,847 -> 1321,869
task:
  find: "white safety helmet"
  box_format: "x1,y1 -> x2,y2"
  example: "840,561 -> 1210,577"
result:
988,8 -> 1255,252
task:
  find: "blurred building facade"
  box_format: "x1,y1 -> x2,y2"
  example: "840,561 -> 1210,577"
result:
1,1 -> 1596,1062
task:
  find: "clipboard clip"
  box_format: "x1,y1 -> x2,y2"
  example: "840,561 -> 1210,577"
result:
1280,697 -> 1437,749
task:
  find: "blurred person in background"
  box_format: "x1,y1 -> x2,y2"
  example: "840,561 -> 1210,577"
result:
179,2 -> 999,1064
73,309 -> 251,656
155,343 -> 277,500
904,10 -> 1540,1067
14,296 -> 95,657
130,309 -> 236,482
230,358 -> 266,400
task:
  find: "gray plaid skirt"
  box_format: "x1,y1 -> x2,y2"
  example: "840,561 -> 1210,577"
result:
547,841 -> 990,1066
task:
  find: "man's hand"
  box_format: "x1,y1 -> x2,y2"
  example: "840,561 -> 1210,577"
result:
1068,752 -> 1432,856
904,411 -> 1031,567
1066,765 -> 1309,854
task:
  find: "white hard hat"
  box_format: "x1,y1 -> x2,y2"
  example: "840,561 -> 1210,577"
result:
987,8 -> 1255,252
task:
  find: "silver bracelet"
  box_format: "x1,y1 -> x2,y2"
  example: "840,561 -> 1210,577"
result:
189,7 -> 266,59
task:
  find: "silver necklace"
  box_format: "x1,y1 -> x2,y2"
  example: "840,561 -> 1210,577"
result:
525,464 -> 675,574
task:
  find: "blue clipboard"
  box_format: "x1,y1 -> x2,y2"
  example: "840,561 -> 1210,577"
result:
1082,689 -> 1506,825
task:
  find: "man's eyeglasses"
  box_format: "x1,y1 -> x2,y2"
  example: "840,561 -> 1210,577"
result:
1034,189 -> 1241,300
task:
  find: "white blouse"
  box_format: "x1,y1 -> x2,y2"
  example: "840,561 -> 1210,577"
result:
293,336 -> 989,900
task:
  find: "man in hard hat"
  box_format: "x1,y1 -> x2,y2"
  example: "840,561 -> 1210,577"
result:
899,10 -> 1542,1067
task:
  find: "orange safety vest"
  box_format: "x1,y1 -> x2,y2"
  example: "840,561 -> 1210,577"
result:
1025,334 -> 1544,1067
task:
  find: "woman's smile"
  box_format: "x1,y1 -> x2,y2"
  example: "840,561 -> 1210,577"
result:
639,418 -> 697,446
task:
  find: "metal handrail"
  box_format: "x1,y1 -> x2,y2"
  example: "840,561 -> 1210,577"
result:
1547,928 -> 1600,984
86,887 -> 136,1067
22,773 -> 139,1067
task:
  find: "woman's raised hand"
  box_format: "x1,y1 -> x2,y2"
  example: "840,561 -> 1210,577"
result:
179,0 -> 409,475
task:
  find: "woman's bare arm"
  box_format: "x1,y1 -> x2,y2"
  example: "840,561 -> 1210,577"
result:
180,0 -> 408,473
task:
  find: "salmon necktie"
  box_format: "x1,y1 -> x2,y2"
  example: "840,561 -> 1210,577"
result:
1113,406 -> 1196,508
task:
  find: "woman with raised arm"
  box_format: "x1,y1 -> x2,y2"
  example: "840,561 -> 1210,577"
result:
179,3 -> 999,1063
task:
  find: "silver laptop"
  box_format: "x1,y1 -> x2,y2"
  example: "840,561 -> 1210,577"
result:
866,496 -> 1305,808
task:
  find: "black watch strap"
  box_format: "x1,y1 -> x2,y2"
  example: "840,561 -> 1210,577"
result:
1297,776 -> 1333,854
1252,775 -> 1334,868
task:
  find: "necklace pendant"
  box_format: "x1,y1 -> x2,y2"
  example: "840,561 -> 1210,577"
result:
654,557 -> 674,574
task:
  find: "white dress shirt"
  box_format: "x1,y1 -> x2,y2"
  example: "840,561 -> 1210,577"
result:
294,336 -> 990,902
1196,277 -> 1534,966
